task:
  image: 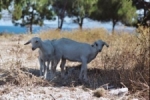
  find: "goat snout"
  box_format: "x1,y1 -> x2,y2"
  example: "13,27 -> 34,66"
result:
106,44 -> 109,47
105,43 -> 109,47
32,47 -> 36,50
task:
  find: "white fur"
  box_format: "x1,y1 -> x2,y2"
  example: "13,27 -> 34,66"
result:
52,38 -> 109,81
24,37 -> 55,80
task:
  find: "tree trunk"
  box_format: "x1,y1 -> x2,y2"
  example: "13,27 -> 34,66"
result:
112,19 -> 117,34
57,1 -> 67,30
29,9 -> 34,34
57,12 -> 64,30
58,17 -> 64,30
144,8 -> 146,18
29,25 -> 32,33
79,17 -> 84,30
58,16 -> 60,29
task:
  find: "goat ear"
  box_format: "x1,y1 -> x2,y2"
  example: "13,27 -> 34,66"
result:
24,40 -> 31,45
91,42 -> 97,47
95,42 -> 98,46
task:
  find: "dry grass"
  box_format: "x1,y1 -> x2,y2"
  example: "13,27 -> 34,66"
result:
0,26 -> 149,99
39,28 -> 108,43
39,26 -> 149,99
93,87 -> 106,97
0,37 -> 50,87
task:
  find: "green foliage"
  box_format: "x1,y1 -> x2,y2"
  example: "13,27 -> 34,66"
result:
52,0 -> 71,29
68,0 -> 97,29
90,0 -> 137,32
52,0 -> 97,29
0,0 -> 142,32
0,0 -> 12,9
118,0 -> 137,25
72,0 -> 97,17
12,4 -> 22,20
0,0 -> 12,19
12,0 -> 55,33
132,0 -> 150,26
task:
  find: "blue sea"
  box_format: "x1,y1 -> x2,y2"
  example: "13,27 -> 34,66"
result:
0,22 -> 136,34
0,24 -> 86,34
0,25 -> 136,34
0,17 -> 136,34
0,26 -> 46,34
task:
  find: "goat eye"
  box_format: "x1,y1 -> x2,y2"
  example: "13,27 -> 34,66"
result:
35,41 -> 38,43
95,42 -> 98,46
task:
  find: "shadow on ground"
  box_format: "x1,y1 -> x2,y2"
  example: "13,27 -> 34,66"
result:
18,65 -> 122,89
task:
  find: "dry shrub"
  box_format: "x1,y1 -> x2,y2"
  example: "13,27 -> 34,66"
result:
0,68 -> 50,87
101,26 -> 149,99
93,87 -> 106,97
0,33 -> 14,38
39,27 -> 149,99
0,39 -> 50,87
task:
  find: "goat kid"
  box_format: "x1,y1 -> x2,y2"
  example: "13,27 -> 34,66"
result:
24,37 -> 55,80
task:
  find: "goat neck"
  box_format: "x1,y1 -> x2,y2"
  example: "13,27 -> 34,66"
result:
39,42 -> 47,52
87,46 -> 99,63
92,46 -> 99,57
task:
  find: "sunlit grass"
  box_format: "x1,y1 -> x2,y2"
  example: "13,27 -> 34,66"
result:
39,28 -> 108,43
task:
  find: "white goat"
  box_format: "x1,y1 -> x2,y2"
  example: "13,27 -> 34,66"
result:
24,37 -> 55,79
51,38 -> 109,81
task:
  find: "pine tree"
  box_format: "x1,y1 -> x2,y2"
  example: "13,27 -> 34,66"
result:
12,0 -> 54,33
90,0 -> 137,33
132,0 -> 150,26
52,0 -> 69,29
0,0 -> 12,19
68,0 -> 97,29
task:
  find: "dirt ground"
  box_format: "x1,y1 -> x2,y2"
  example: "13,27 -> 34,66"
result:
0,35 -> 142,100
